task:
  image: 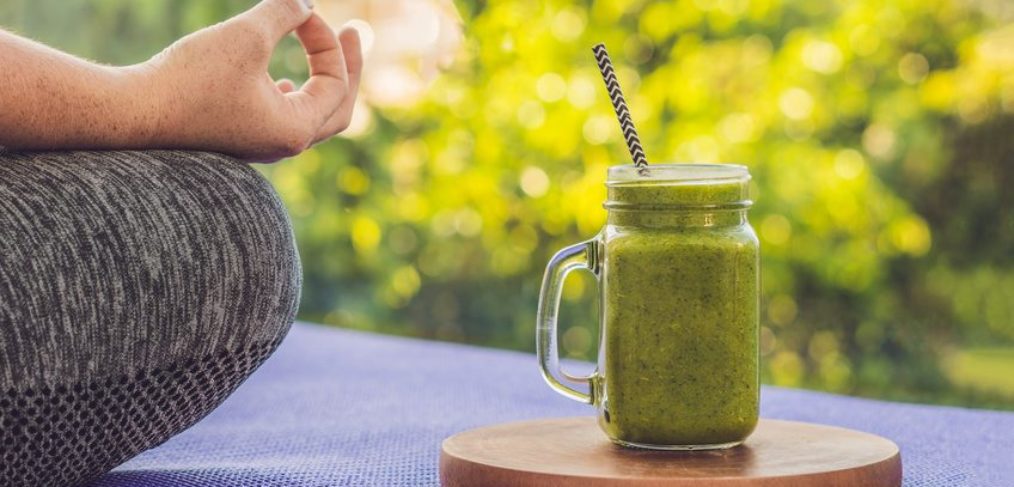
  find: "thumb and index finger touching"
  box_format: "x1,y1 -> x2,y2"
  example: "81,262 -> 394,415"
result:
245,0 -> 314,43
244,0 -> 361,123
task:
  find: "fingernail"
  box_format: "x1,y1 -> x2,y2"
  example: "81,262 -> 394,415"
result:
303,0 -> 314,8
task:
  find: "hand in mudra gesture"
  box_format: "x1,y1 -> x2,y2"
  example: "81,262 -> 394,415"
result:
0,0 -> 363,162
147,0 -> 363,161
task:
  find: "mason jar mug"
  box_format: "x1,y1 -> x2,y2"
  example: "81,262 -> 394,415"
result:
536,163 -> 760,450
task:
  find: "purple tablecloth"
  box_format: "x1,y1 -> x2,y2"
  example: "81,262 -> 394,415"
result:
87,322 -> 1013,486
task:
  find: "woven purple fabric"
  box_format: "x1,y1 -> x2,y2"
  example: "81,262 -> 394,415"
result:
87,322 -> 1013,487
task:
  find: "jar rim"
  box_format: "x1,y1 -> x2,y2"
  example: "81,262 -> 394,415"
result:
606,163 -> 750,185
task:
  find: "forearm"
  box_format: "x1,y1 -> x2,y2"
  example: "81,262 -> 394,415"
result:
0,29 -> 158,150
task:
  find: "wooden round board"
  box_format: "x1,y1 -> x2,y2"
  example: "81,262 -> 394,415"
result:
440,417 -> 901,486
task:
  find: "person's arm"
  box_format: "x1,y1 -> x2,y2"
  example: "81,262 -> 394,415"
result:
0,0 -> 362,162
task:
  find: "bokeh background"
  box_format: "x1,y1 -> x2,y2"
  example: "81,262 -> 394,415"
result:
3,0 -> 1012,409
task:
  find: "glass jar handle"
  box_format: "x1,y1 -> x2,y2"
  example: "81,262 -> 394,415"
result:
536,239 -> 599,404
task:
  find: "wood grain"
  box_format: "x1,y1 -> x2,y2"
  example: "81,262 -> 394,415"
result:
440,417 -> 901,486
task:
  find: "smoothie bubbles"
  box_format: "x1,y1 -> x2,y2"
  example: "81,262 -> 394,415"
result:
536,44 -> 760,450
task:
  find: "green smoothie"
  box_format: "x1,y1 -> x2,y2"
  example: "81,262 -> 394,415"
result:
597,171 -> 759,448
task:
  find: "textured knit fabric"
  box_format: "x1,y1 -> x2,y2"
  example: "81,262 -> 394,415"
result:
0,151 -> 301,487
88,322 -> 1013,487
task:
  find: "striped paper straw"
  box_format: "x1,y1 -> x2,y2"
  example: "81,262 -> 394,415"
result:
592,43 -> 649,176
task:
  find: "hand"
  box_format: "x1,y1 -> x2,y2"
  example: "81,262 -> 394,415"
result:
139,0 -> 363,162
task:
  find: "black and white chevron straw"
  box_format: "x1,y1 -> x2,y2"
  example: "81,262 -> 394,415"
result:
593,43 -> 649,176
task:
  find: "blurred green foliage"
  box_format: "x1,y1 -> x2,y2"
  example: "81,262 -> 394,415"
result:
946,348 -> 1014,398
3,0 -> 1012,408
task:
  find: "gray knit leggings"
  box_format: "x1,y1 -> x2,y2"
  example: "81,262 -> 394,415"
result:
0,151 -> 301,486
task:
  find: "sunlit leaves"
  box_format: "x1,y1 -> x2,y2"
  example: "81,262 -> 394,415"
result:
284,0 -> 1009,403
